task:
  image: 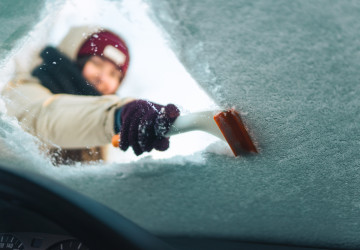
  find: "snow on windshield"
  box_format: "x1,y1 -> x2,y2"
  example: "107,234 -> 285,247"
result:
1,0 -> 360,248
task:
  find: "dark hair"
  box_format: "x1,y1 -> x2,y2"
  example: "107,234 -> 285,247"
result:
76,56 -> 92,71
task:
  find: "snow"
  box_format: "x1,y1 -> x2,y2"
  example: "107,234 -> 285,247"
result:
1,0 -> 360,249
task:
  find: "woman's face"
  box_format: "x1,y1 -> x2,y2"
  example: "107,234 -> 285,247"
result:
82,56 -> 123,95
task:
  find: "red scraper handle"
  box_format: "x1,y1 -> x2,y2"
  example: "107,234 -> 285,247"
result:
214,109 -> 258,156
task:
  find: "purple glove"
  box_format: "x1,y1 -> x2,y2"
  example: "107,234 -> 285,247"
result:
119,100 -> 180,156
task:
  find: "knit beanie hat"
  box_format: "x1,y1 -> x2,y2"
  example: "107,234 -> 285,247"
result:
77,30 -> 130,78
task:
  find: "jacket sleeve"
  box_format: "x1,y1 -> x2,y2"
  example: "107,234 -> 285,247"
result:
2,79 -> 132,148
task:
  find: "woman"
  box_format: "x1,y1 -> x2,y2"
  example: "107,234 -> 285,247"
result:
2,26 -> 179,164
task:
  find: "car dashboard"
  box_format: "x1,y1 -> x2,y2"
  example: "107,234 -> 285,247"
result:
0,166 -> 326,250
0,200 -> 88,250
0,233 -> 86,250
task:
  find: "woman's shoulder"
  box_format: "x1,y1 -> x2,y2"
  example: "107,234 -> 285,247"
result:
2,74 -> 52,98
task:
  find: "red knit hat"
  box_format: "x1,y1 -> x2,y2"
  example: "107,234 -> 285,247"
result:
77,30 -> 130,78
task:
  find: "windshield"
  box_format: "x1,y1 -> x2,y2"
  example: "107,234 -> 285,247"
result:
0,0 -> 359,248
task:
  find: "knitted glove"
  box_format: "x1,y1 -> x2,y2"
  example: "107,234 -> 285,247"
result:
119,100 -> 180,156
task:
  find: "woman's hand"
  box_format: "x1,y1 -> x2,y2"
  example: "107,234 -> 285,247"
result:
118,100 -> 180,156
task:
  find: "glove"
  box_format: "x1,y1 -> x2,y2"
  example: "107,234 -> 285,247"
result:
119,100 -> 180,156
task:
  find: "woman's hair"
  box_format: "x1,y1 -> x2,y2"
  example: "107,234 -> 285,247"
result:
76,55 -> 124,83
76,56 -> 92,71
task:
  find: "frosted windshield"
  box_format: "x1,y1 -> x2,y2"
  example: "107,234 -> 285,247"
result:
0,0 -> 359,249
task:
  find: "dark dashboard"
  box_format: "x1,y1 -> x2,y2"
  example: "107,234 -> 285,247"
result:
0,199 -> 88,250
0,165 -> 327,250
0,233 -> 85,250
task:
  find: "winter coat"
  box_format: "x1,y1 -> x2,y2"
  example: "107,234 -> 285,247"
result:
1,26 -> 132,164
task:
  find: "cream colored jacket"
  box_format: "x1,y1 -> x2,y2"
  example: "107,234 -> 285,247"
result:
2,26 -> 131,149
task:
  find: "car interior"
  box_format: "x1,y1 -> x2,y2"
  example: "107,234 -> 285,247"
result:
0,165 -> 325,250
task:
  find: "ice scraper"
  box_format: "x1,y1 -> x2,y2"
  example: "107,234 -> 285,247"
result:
112,108 -> 258,156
